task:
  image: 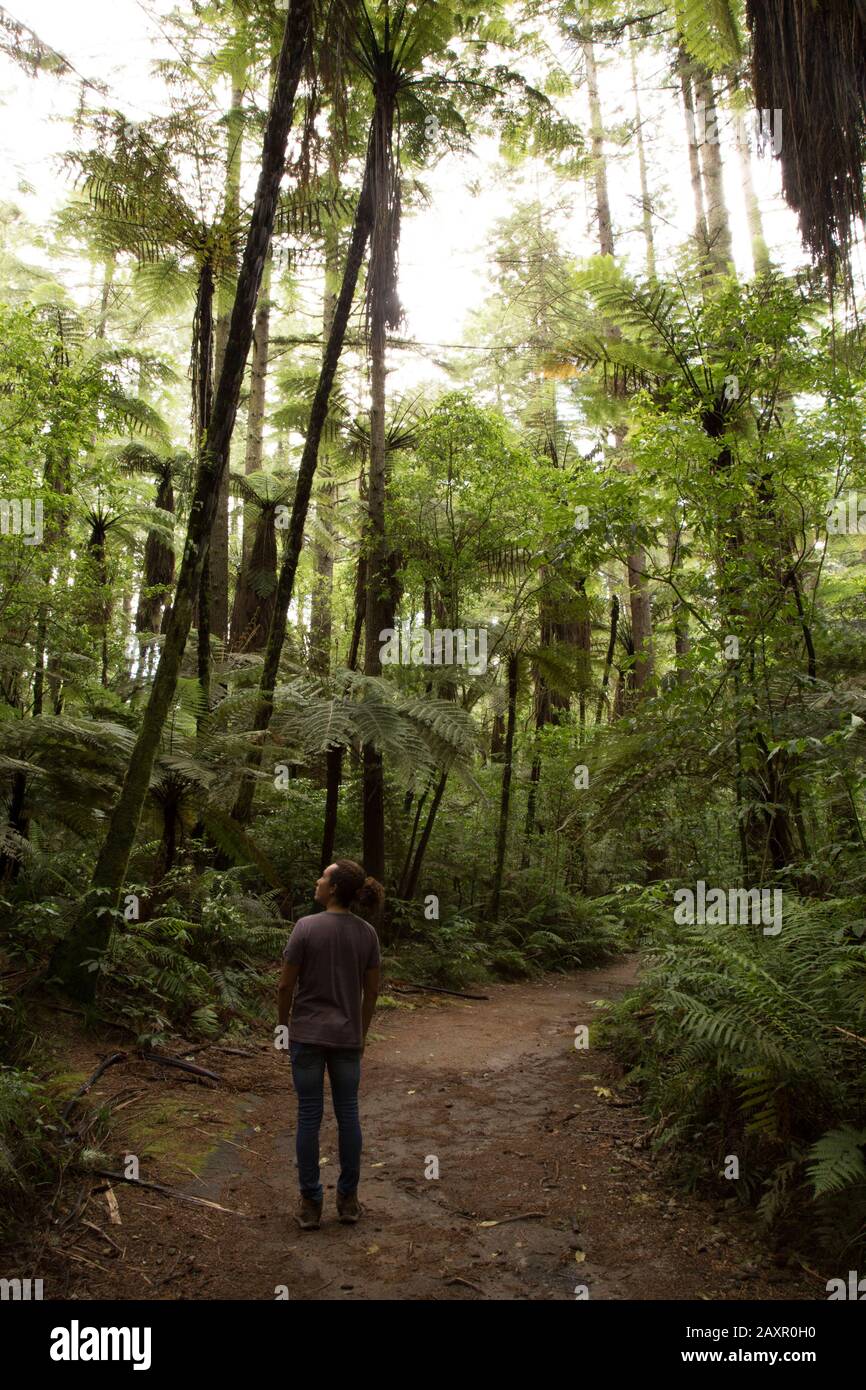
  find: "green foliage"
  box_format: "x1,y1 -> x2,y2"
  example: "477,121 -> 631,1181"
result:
0,1065 -> 65,1239
601,898 -> 866,1259
94,871 -> 287,1044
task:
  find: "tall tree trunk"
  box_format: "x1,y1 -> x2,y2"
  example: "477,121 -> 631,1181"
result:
678,50 -> 710,262
309,219 -> 341,676
668,524 -> 690,682
595,593 -> 619,724
360,74 -> 401,889
210,77 -> 246,647
626,532 -> 654,694
585,32 -> 653,694
229,246 -> 272,650
583,35 -> 614,257
487,650 -> 518,921
361,312 -> 389,883
230,126 -> 376,827
629,28 -> 656,277
694,66 -> 734,272
731,72 -> 771,275
240,247 -> 273,572
403,767 -> 448,902
96,254 -> 116,339
194,262 -> 215,728
134,468 -> 176,676
229,503 -> 278,652
319,550 -> 366,872
50,0 -> 313,999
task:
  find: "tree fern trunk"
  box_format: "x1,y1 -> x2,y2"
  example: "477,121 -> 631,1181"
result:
487,650 -> 518,922
240,246 -> 272,575
362,306 -> 388,883
403,768 -> 447,903
211,76 -> 246,646
194,261 -> 215,728
231,138 -> 375,827
309,218 -> 340,677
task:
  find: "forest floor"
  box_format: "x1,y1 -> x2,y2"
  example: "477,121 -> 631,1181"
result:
17,957 -> 826,1301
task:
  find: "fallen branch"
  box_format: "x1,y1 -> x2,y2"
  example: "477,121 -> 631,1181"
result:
90,1170 -> 245,1216
58,1247 -> 109,1274
141,1051 -> 223,1084
108,1090 -> 146,1115
103,1187 -> 122,1225
477,1212 -> 546,1227
80,1218 -> 123,1255
388,981 -> 489,1001
60,1052 -> 128,1121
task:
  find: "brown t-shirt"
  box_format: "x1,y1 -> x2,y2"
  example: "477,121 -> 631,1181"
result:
282,910 -> 381,1048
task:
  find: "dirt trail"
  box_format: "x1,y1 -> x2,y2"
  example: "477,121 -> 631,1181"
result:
39,959 -> 820,1301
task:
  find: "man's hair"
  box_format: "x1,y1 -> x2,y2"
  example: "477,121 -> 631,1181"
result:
328,859 -> 385,915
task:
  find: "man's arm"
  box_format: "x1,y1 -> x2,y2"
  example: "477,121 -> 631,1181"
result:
361,966 -> 380,1048
277,960 -> 300,1029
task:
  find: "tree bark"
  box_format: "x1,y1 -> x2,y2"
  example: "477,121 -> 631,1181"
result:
361,307 -> 389,882
678,51 -> 710,262
230,132 -> 375,827
211,77 -> 246,646
694,66 -> 733,272
487,650 -> 518,921
629,28 -> 656,277
583,36 -> 614,257
595,593 -> 619,724
731,71 -> 771,275
193,261 -> 215,727
309,219 -> 340,676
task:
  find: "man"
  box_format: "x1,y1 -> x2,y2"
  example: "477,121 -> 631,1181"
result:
277,859 -> 382,1229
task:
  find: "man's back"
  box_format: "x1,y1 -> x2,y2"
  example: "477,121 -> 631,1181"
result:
283,909 -> 380,1049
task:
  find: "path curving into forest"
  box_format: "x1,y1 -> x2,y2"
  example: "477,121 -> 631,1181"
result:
48,959 -> 820,1302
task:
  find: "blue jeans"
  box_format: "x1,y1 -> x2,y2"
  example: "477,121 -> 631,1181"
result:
290,1041 -> 363,1204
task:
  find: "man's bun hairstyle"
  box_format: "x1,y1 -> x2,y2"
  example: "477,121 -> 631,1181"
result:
329,859 -> 385,915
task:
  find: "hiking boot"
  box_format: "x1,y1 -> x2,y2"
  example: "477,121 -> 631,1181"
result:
296,1196 -> 323,1230
336,1191 -> 360,1224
